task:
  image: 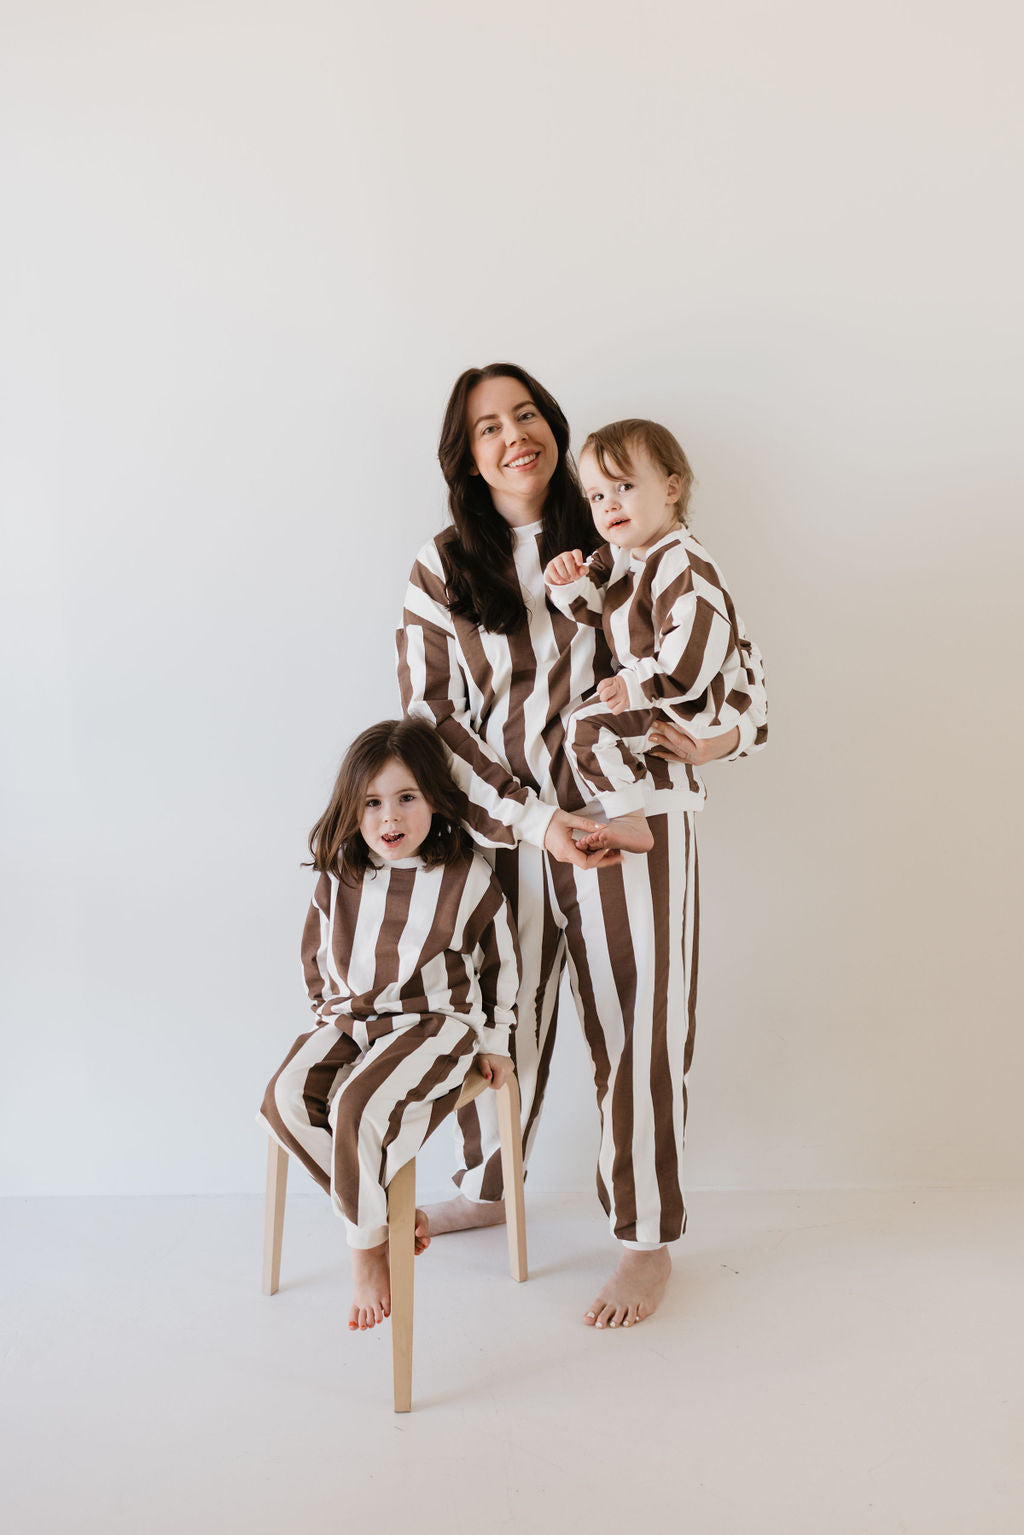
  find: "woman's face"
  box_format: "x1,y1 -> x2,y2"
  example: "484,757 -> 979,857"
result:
465,374 -> 558,525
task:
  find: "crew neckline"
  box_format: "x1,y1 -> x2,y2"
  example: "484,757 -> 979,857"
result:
628,528 -> 684,565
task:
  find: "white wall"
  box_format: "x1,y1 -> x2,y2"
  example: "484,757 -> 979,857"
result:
2,0 -> 1021,1197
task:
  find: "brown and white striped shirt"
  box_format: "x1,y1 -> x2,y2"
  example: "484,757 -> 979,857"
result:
396,521 -> 757,849
301,853 -> 520,1056
546,529 -> 768,746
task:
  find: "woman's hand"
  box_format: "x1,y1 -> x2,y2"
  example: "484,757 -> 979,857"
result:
647,722 -> 740,765
477,1054 -> 515,1091
543,808 -> 623,868
544,550 -> 588,586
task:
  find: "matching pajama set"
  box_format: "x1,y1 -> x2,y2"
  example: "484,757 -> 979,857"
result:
396,519 -> 766,1248
548,530 -> 768,820
259,852 -> 519,1248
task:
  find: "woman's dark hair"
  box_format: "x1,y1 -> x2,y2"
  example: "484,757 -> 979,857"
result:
308,719 -> 470,885
437,362 -> 593,633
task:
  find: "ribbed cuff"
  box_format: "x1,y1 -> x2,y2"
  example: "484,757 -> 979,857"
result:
513,795 -> 559,849
477,1027 -> 511,1056
726,712 -> 758,760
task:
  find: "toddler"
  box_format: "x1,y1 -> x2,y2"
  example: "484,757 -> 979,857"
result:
545,418 -> 766,853
259,718 -> 520,1331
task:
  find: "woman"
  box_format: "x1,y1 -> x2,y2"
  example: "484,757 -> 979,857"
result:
397,364 -> 764,1329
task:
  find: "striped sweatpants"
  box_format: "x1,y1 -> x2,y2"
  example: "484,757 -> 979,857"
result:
457,812 -> 699,1247
259,1014 -> 478,1248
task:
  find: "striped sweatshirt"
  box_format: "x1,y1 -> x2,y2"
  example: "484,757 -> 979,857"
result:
546,529 -> 768,744
301,853 -> 520,1056
396,521 -> 763,849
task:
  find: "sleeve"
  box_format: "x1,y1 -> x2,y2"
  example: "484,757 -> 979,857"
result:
396,539 -> 557,850
545,545 -> 613,630
656,625 -> 768,758
618,544 -> 768,761
723,632 -> 768,760
300,875 -> 340,1025
468,868 -> 521,1057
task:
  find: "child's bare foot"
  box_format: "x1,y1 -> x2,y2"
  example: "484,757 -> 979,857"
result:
583,1247 -> 671,1330
349,1242 -> 391,1331
419,1193 -> 507,1235
414,1208 -> 430,1255
576,812 -> 653,855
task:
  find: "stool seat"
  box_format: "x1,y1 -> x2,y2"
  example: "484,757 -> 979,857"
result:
262,1064 -> 527,1411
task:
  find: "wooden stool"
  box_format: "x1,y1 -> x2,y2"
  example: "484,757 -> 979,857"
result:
261,1065 -> 528,1412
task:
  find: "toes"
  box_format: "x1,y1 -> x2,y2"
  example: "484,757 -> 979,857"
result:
594,1303 -> 616,1330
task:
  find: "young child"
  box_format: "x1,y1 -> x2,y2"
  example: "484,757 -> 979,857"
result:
259,718 -> 520,1333
545,418 -> 767,853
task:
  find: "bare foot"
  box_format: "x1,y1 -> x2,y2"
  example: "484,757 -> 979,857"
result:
347,1212 -> 427,1331
349,1242 -> 390,1331
583,1247 -> 671,1330
420,1193 -> 507,1235
575,812 -> 653,855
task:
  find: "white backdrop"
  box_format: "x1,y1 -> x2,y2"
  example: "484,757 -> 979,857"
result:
2,0 -> 1021,1198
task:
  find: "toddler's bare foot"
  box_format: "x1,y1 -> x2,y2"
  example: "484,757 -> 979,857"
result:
349,1241 -> 390,1331
576,812 -> 653,855
584,1247 -> 671,1330
420,1193 -> 507,1235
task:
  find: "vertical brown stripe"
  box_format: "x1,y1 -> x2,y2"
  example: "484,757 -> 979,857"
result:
329,874 -> 360,983
647,816 -> 685,1240
685,821 -> 700,1078
370,866 -> 415,1004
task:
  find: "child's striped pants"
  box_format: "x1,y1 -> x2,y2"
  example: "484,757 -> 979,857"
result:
259,1014 -> 478,1248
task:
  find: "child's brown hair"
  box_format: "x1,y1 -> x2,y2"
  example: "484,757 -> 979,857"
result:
580,418 -> 695,528
308,719 -> 470,885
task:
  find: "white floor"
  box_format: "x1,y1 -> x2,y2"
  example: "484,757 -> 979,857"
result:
3,1187 -> 1022,1535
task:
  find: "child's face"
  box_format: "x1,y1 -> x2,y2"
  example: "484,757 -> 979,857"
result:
359,757 -> 433,862
580,445 -> 682,553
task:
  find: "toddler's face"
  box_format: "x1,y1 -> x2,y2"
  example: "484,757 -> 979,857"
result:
580,446 -> 681,554
359,757 -> 433,862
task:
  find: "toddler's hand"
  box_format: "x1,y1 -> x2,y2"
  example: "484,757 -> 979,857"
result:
544,550 -> 588,586
478,1054 -> 515,1091
596,674 -> 630,715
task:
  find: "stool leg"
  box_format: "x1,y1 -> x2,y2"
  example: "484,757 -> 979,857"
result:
262,1140 -> 289,1295
497,1077 -> 528,1283
388,1159 -> 416,1413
